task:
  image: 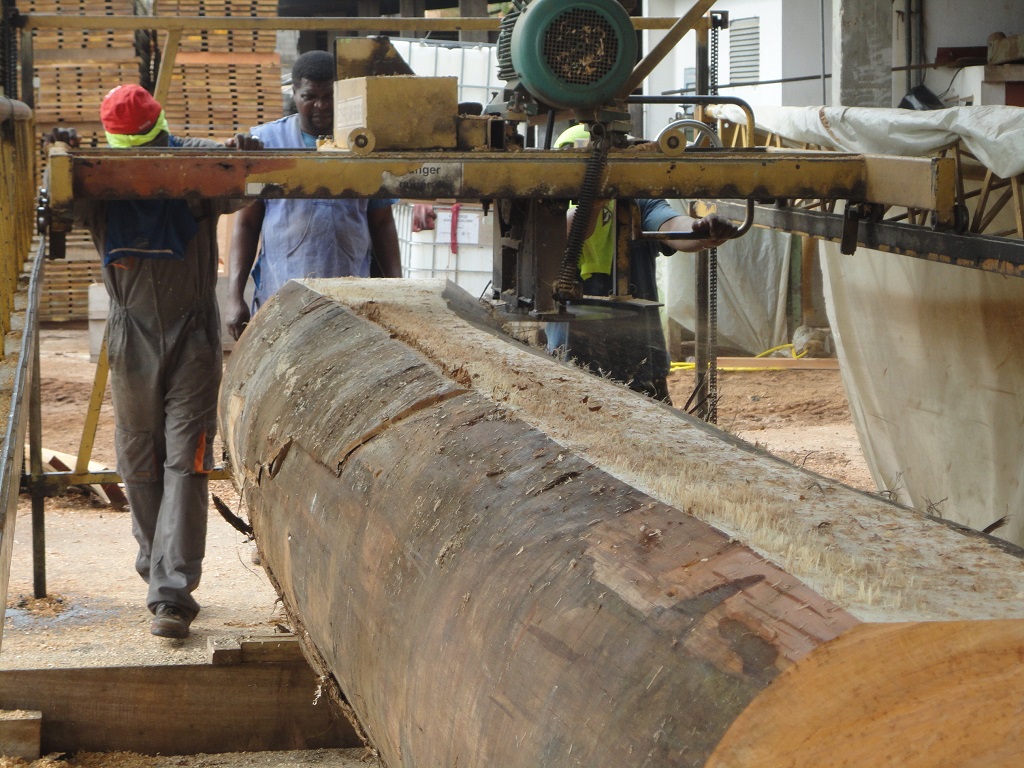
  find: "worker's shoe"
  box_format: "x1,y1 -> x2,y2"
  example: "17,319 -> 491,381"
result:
150,603 -> 192,639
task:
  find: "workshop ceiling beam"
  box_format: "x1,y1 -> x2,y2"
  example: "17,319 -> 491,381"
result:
22,14 -> 682,33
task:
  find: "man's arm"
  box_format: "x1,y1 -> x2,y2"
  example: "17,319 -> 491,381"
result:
368,205 -> 402,278
226,200 -> 265,340
658,213 -> 739,253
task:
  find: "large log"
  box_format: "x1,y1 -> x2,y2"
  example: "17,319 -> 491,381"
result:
220,279 -> 1024,768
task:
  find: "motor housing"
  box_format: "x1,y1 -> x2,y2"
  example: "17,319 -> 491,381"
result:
498,0 -> 637,110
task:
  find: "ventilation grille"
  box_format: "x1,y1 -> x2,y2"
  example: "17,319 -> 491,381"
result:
543,8 -> 620,86
729,16 -> 760,84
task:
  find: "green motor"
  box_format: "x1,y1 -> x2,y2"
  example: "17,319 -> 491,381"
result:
507,0 -> 638,110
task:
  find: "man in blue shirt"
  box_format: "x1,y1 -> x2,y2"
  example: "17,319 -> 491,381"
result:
226,50 -> 402,340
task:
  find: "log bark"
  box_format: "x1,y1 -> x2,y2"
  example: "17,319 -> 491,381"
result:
221,279 -> 1024,768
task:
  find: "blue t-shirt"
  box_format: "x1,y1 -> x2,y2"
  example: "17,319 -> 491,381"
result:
249,115 -> 396,310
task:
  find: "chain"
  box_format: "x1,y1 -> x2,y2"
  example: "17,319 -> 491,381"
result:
707,19 -> 721,424
554,122 -> 610,303
1,0 -> 18,98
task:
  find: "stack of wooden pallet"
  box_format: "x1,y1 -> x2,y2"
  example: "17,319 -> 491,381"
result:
27,0 -> 139,321
155,0 -> 282,139
30,2 -> 284,321
28,0 -> 139,152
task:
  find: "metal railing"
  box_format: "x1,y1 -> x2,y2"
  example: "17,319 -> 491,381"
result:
1,95 -> 37,640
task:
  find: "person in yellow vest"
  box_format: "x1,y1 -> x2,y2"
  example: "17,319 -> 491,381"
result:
546,123 -> 737,402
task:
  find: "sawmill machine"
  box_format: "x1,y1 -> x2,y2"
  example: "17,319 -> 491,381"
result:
38,0 -> 958,344
480,0 -> 749,320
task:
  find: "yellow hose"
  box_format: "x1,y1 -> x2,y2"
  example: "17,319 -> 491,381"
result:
670,343 -> 810,373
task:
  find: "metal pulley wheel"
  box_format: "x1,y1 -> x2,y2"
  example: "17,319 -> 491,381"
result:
656,118 -> 722,156
347,128 -> 376,155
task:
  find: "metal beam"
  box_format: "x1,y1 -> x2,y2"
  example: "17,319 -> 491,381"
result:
618,0 -> 718,99
45,147 -> 957,221
707,200 -> 1024,278
22,14 -> 682,32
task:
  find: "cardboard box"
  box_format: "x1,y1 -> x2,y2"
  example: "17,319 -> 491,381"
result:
334,76 -> 458,151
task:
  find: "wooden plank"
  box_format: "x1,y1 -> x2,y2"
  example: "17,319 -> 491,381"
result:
0,662 -> 360,755
0,710 -> 42,761
175,51 -> 281,65
984,64 -> 1024,83
988,31 -> 1024,65
33,48 -> 138,64
208,636 -> 243,665
240,636 -> 308,664
221,279 -> 1024,766
210,634 -> 308,665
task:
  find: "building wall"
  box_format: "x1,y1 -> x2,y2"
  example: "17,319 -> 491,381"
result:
906,0 -> 1024,107
643,0 -> 829,134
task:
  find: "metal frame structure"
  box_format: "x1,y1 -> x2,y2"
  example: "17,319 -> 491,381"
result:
17,12 -> 685,109
44,146 -> 958,224
708,115 -> 1024,269
21,5 -> 1021,598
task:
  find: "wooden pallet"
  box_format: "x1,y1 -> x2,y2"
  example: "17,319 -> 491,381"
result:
28,1 -> 285,315
164,60 -> 282,137
23,0 -> 138,51
40,257 -> 103,323
28,0 -> 141,188
154,0 -> 279,53
33,61 -> 141,124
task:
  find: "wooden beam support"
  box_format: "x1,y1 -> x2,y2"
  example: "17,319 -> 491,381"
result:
459,0 -> 490,44
0,710 -> 42,761
0,659 -> 359,756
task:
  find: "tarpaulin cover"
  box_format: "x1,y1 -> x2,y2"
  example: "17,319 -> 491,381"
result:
715,104 -> 1024,179
711,104 -> 1024,546
821,242 -> 1024,547
665,225 -> 792,356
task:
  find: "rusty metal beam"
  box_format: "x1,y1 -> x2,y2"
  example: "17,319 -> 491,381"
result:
22,14 -> 682,33
706,200 -> 1024,278
45,147 -> 958,224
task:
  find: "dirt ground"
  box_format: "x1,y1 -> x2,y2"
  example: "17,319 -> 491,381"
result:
1,325 -> 871,766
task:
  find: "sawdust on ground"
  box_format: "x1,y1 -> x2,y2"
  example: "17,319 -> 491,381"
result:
0,749 -> 373,768
1,326 -> 871,765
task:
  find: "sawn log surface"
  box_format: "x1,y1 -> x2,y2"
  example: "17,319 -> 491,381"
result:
220,279 -> 1024,768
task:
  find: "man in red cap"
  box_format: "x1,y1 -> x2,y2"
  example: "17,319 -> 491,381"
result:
45,85 -> 263,640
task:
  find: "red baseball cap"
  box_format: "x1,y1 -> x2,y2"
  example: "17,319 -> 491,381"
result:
100,84 -> 163,135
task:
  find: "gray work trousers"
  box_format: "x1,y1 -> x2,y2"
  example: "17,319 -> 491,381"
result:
107,302 -> 222,618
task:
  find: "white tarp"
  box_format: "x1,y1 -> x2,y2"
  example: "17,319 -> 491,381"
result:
715,104 -> 1024,546
822,242 -> 1024,547
715,104 -> 1024,179
665,226 -> 792,355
